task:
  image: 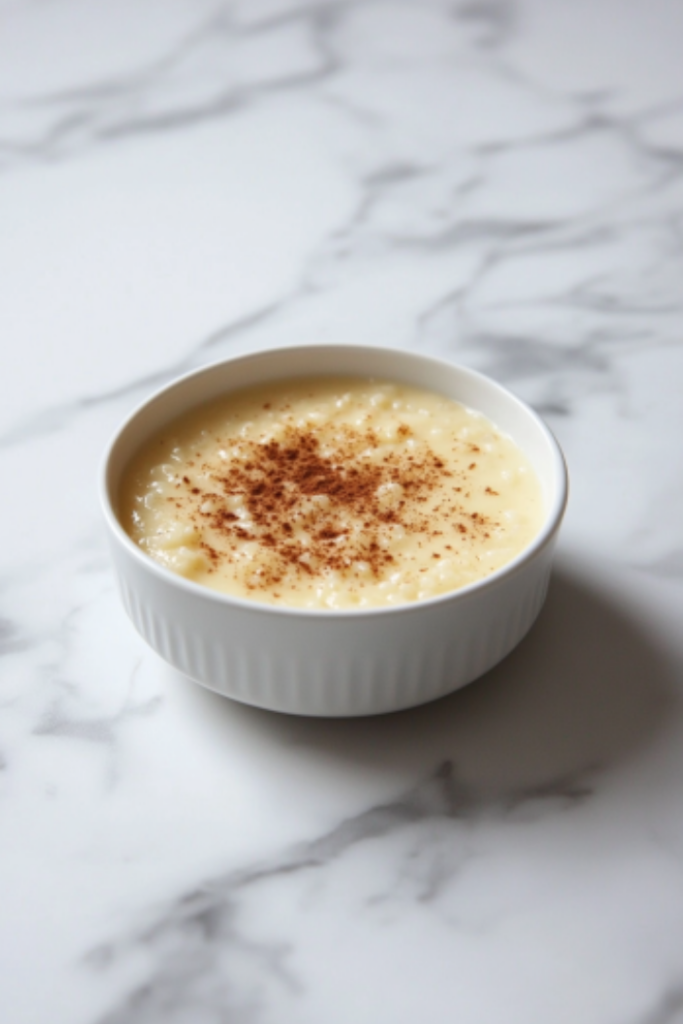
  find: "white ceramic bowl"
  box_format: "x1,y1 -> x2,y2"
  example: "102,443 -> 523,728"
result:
101,345 -> 568,717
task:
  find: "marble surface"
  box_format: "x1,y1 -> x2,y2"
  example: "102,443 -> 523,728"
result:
2,0 -> 683,1021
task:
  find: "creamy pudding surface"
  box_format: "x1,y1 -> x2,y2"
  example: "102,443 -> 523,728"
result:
120,376 -> 544,609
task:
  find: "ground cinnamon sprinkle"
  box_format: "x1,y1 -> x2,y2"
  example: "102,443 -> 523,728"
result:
182,422 -> 486,591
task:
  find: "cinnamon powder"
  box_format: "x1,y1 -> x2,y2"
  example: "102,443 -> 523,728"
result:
178,421 -> 495,594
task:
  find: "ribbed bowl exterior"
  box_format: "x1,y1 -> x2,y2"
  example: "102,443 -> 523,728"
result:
108,533 -> 556,717
101,346 -> 567,717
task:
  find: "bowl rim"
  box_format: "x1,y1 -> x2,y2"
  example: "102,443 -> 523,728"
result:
100,344 -> 568,620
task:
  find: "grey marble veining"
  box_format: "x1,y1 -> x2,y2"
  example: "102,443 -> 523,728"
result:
90,760 -> 595,1024
2,1 -> 683,1022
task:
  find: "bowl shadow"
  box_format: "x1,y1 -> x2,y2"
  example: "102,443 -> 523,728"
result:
168,556 -> 679,794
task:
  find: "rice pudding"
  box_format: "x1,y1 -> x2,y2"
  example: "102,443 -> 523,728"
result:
119,376 -> 544,609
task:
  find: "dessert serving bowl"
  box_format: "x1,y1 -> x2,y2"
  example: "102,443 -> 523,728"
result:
101,345 -> 568,717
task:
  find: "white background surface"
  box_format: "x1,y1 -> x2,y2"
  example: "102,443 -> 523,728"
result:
2,1 -> 683,1022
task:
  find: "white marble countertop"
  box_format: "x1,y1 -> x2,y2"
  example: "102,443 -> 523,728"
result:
3,1 -> 683,1021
